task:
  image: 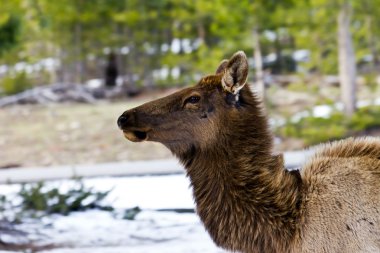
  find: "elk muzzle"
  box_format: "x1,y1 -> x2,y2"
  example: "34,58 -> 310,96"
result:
117,111 -> 150,142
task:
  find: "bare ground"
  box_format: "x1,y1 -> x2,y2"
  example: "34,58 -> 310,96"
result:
0,90 -> 180,168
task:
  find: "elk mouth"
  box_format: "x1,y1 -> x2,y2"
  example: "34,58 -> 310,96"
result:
123,129 -> 149,142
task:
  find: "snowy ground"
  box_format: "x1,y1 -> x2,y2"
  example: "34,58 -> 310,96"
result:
0,175 -> 227,253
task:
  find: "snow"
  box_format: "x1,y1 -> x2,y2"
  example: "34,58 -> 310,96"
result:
312,105 -> 333,118
37,210 -> 224,253
85,79 -> 102,89
292,50 -> 310,62
85,175 -> 194,209
0,175 -> 225,253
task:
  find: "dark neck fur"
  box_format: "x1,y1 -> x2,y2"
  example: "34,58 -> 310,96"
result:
178,87 -> 302,253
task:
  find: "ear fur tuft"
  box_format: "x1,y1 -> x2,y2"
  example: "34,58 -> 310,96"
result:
221,51 -> 248,94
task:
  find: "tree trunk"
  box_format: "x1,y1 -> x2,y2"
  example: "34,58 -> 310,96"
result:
74,22 -> 84,84
197,22 -> 206,45
338,0 -> 357,117
253,27 -> 265,101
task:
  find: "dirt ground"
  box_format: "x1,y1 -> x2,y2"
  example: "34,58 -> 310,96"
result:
0,84 -> 379,168
0,90 -> 180,168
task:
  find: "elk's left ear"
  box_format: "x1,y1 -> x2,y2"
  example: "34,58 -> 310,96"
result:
215,59 -> 228,74
221,51 -> 248,94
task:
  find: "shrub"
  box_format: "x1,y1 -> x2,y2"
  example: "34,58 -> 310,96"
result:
277,106 -> 380,146
349,106 -> 380,132
278,112 -> 348,145
1,72 -> 32,95
286,82 -> 318,93
18,181 -> 113,216
0,181 -> 113,221
124,206 -> 141,220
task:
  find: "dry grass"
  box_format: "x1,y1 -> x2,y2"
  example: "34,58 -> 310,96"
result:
0,93 -> 177,168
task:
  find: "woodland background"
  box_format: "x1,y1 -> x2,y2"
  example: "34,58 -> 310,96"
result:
1,0 -> 379,113
1,1 -> 380,252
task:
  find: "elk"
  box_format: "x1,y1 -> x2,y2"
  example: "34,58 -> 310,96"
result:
117,51 -> 380,253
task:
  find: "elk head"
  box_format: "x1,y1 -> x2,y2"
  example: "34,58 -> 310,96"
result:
117,51 -> 250,157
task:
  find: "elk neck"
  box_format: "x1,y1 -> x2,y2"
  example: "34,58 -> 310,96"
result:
178,87 -> 303,252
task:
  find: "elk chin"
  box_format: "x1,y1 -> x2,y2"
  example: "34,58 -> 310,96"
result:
123,130 -> 148,142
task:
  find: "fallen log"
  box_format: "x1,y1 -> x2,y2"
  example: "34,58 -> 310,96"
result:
0,82 -> 141,107
0,83 -> 98,107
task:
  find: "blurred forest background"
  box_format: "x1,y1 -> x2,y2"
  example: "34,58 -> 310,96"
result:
1,0 -> 380,167
1,1 -> 380,251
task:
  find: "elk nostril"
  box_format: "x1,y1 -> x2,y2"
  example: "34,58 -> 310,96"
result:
117,114 -> 130,129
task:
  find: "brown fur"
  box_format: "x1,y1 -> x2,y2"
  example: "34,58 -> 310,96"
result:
117,51 -> 380,253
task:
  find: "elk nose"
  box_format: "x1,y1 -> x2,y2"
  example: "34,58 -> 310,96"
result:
117,113 -> 130,129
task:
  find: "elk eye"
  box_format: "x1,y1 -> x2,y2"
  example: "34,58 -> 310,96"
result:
186,96 -> 200,104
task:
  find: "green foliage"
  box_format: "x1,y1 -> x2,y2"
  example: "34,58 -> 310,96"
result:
286,82 -> 310,92
362,74 -> 379,92
0,195 -> 7,212
0,72 -> 32,95
349,106 -> 380,131
19,181 -> 113,216
278,112 -> 348,145
0,15 -> 20,55
124,206 -> 141,220
1,181 -> 113,220
277,105 -> 380,145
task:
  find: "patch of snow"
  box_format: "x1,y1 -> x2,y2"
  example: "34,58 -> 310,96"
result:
103,47 -> 111,55
120,46 -> 130,55
182,39 -> 193,54
0,183 -> 20,196
0,175 -> 224,252
161,44 -> 169,53
144,42 -> 156,55
38,58 -> 60,71
85,79 -> 102,89
263,30 -> 276,41
14,62 -> 27,72
312,105 -> 333,118
357,100 -> 371,108
192,38 -> 203,49
0,175 -> 193,209
361,54 -> 373,62
264,53 -> 276,63
37,208 -> 223,252
159,67 -> 170,80
171,67 -> 181,79
171,38 -> 181,54
84,175 -> 194,209
0,65 -> 8,75
292,50 -> 310,62
291,110 -> 310,123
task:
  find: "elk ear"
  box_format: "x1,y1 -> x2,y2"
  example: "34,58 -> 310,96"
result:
215,59 -> 228,74
221,51 -> 248,94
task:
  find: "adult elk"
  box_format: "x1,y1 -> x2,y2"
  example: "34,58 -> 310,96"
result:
118,51 -> 380,253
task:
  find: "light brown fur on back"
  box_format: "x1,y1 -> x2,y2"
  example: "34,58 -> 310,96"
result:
299,137 -> 380,253
313,137 -> 380,160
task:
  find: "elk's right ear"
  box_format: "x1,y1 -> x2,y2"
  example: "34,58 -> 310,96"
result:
221,51 -> 248,94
